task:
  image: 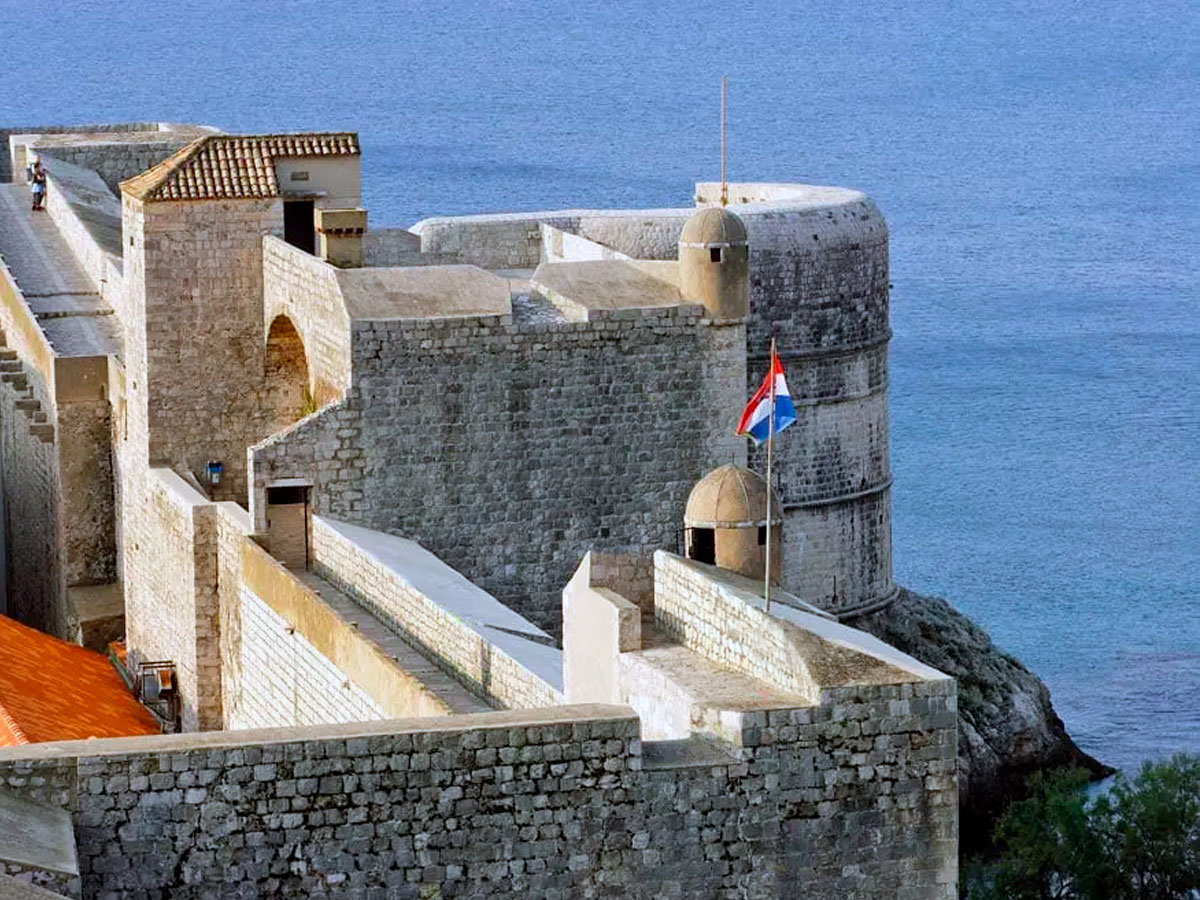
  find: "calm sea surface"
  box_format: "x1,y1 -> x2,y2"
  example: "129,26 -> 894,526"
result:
1,0 -> 1196,771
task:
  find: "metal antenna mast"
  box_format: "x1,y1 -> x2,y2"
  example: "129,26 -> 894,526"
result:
720,75 -> 729,207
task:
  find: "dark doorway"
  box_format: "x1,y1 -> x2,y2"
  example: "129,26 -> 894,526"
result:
283,200 -> 316,254
688,528 -> 716,565
266,484 -> 311,569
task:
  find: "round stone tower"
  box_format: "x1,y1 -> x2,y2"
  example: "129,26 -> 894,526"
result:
683,464 -> 782,583
678,207 -> 749,319
720,185 -> 895,617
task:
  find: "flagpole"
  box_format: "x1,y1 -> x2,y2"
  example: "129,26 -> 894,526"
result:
720,75 -> 729,208
764,337 -> 776,612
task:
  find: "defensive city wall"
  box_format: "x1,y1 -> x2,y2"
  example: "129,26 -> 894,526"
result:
409,182 -> 894,616
0,125 -> 955,897
0,545 -> 956,898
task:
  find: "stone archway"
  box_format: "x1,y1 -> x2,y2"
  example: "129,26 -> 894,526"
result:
264,315 -> 311,431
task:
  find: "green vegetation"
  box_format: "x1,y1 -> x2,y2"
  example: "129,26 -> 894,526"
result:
967,753 -> 1200,900
298,386 -> 319,418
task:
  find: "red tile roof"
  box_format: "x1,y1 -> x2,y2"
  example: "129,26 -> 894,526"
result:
120,132 -> 360,202
0,615 -> 159,746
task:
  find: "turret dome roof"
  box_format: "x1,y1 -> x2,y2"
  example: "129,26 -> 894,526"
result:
679,206 -> 748,246
684,464 -> 782,529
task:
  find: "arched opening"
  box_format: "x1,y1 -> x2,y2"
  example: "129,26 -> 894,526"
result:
264,315 -> 311,431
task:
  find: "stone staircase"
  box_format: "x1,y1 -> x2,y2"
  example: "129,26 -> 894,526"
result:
0,336 -> 53,444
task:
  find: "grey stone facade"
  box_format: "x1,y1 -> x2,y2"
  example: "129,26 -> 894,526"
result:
412,188 -> 896,618
0,695 -> 955,900
252,307 -> 746,635
0,124 -> 965,898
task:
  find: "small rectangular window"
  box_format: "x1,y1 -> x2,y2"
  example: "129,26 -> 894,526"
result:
758,525 -> 767,545
710,246 -> 722,263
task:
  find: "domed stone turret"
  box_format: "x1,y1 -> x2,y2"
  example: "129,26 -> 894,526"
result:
678,207 -> 749,319
683,464 -> 781,583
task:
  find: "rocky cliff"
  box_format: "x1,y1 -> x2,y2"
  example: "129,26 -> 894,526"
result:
849,587 -> 1110,846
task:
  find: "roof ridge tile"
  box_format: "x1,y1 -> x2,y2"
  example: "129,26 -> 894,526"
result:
121,131 -> 359,202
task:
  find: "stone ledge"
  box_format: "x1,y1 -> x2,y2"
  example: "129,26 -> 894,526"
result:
0,791 -> 77,877
0,704 -> 638,762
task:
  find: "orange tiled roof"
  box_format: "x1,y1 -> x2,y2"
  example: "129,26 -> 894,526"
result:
0,614 -> 159,746
120,132 -> 360,202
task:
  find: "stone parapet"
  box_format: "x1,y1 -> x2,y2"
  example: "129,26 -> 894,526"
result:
250,303 -> 746,635
0,680 -> 955,899
311,517 -> 562,710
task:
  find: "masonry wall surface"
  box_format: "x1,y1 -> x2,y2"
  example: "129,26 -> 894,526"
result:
361,228 -> 420,266
310,518 -> 561,710
131,196 -> 281,503
414,189 -> 895,616
261,236 -> 352,406
216,503 -> 252,729
40,158 -> 123,306
28,139 -> 192,195
233,583 -> 386,730
122,469 -> 221,732
0,374 -> 62,634
231,535 -> 457,728
693,183 -> 894,615
57,399 -> 115,587
1,123 -> 167,178
0,259 -> 65,635
252,308 -> 746,635
0,694 -> 956,900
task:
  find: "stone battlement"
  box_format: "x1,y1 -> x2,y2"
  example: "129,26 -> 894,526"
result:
0,122 -> 953,898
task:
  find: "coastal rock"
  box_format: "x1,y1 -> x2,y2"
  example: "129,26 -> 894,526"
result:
849,587 -> 1109,844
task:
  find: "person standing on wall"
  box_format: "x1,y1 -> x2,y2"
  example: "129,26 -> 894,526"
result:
27,156 -> 47,211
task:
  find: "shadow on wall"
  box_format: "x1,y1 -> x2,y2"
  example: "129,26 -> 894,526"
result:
264,315 -> 313,430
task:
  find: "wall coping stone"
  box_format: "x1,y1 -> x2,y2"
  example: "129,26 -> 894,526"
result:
0,704 -> 636,763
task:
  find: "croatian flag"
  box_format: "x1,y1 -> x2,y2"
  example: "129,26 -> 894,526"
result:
736,349 -> 797,445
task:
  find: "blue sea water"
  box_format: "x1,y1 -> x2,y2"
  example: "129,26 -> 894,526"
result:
1,0 -> 1195,771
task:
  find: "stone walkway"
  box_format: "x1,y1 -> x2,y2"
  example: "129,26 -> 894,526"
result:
290,568 -> 493,716
0,185 -> 120,358
0,185 -> 95,301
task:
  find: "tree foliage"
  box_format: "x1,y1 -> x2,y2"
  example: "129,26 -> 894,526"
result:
967,753 -> 1200,900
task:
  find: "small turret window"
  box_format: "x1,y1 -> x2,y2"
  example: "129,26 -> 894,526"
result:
710,247 -> 722,263
688,528 -> 715,564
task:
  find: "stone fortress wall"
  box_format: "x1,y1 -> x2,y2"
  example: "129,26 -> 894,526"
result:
123,194 -> 285,503
411,184 -> 893,616
0,123 -> 165,179
0,530 -> 956,898
0,655 -> 955,899
0,124 -> 959,898
260,236 -> 353,405
250,296 -> 746,634
0,255 -> 61,631
0,124 -> 211,637
4,123 -> 217,190
697,183 -> 893,614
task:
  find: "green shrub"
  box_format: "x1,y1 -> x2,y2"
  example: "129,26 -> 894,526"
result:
966,753 -> 1200,900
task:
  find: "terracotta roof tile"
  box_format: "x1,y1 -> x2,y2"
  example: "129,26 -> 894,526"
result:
0,615 -> 159,746
121,132 -> 360,202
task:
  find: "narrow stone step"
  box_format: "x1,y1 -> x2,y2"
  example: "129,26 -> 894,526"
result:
32,410 -> 47,423
15,398 -> 39,411
0,349 -> 16,361
30,423 -> 53,443
0,360 -> 22,373
2,373 -> 28,390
